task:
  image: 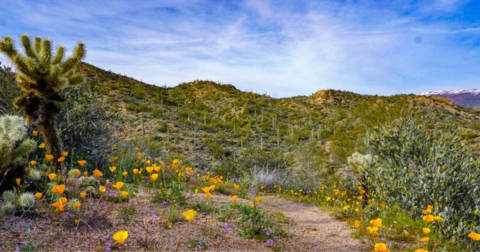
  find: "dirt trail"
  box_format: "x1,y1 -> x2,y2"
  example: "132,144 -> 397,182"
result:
261,195 -> 368,252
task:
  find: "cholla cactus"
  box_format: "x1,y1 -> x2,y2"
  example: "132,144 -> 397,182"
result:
0,115 -> 36,191
2,190 -> 16,202
25,168 -> 41,180
347,152 -> 377,178
0,115 -> 36,168
18,192 -> 36,209
1,202 -> 15,214
0,35 -> 86,164
347,152 -> 377,206
1,190 -> 37,214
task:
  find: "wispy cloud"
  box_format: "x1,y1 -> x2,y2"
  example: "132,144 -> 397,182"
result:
0,0 -> 479,97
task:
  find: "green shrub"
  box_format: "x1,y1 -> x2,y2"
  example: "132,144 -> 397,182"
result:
151,182 -> 186,206
191,201 -> 216,214
235,204 -> 279,240
367,118 -> 480,242
216,202 -> 235,222
151,107 -> 162,117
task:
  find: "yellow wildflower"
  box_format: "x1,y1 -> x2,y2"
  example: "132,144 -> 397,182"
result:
468,232 -> 480,241
112,230 -> 129,244
370,218 -> 382,227
93,169 -> 103,178
182,209 -> 197,222
367,226 -> 379,236
77,160 -> 87,167
45,154 -> 54,162
423,215 -> 434,222
99,185 -> 106,194
112,182 -> 124,190
354,220 -> 361,229
52,184 -> 65,196
48,173 -> 57,181
233,183 -> 240,190
421,237 -> 430,243
415,249 -> 428,252
374,243 -> 389,252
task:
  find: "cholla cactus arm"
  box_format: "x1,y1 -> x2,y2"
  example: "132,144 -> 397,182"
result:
52,46 -> 64,64
0,115 -> 27,142
0,141 -> 12,168
60,42 -> 85,74
20,35 -> 36,59
0,37 -> 18,59
40,39 -> 52,66
0,116 -> 35,168
34,37 -> 41,54
10,138 -> 35,165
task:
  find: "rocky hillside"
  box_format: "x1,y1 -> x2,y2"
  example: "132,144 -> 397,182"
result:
2,62 -> 480,180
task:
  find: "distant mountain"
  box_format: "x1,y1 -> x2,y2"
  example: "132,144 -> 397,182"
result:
422,89 -> 480,110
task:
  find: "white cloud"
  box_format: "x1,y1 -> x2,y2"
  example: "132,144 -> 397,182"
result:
1,0 -> 479,97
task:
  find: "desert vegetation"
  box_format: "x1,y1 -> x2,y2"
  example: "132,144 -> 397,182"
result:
1,36 -> 480,251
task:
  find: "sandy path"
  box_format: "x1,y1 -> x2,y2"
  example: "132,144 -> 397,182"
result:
261,195 -> 368,252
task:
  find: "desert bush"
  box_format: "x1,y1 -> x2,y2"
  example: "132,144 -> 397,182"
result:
215,147 -> 292,180
0,62 -> 20,115
236,204 -> 273,240
57,81 -> 116,168
367,118 -> 480,240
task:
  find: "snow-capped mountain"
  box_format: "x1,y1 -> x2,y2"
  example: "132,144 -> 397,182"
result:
422,88 -> 480,109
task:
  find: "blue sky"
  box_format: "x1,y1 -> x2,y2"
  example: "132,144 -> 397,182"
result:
1,0 -> 480,97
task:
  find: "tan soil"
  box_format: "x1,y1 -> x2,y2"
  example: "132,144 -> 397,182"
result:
261,195 -> 368,252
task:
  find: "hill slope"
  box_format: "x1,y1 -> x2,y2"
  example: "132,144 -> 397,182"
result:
3,62 -> 480,181
79,63 -> 480,173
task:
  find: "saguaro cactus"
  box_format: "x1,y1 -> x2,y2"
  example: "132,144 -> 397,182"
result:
0,35 -> 86,165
